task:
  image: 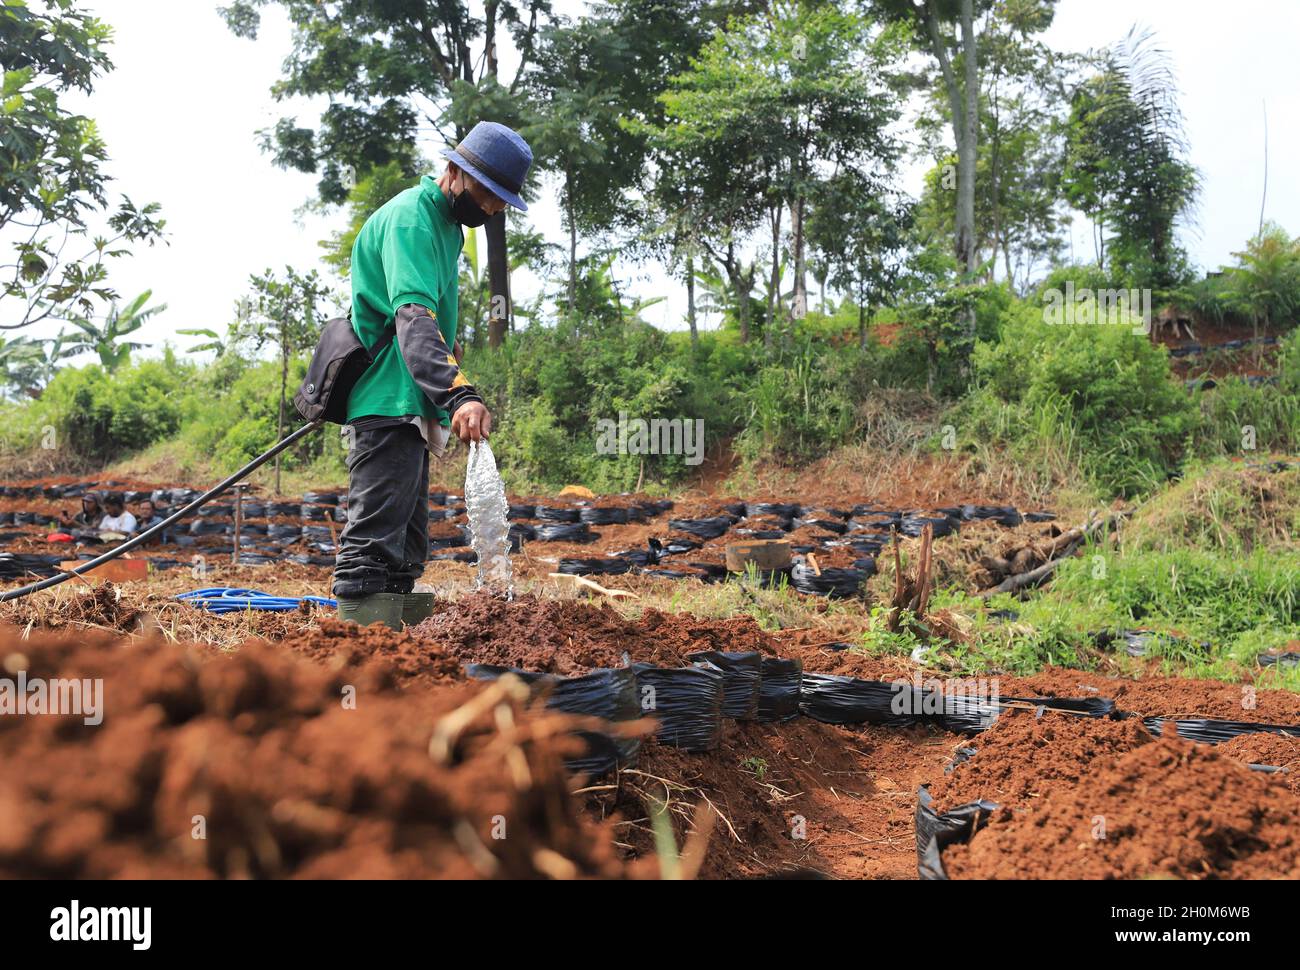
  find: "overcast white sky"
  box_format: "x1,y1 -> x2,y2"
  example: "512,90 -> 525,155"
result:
48,0 -> 1300,355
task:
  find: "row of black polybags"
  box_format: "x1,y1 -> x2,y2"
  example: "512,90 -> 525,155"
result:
467,659 -> 1300,879
467,652 -> 803,776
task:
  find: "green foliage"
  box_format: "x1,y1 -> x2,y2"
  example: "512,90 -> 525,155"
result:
1192,376 -> 1300,460
63,289 -> 163,371
1061,28 -> 1199,290
734,338 -> 861,465
27,351 -> 196,464
1224,222 -> 1300,329
959,309 -> 1199,496
318,161 -> 421,275
1,1 -> 164,330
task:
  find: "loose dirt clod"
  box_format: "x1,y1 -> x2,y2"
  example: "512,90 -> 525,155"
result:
0,626 -> 622,878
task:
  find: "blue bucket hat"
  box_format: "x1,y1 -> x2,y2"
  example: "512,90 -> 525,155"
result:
441,121 -> 533,212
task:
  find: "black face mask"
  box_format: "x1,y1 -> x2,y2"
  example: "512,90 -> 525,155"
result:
450,187 -> 490,228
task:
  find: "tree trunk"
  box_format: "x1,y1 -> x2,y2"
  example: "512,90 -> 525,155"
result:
921,0 -> 979,350
957,0 -> 978,279
685,248 -> 698,350
766,204 -> 782,349
738,266 -> 753,344
858,301 -> 867,349
791,196 -> 807,322
566,171 -> 577,314
483,7 -> 508,349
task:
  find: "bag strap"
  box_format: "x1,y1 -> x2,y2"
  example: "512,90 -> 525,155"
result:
367,326 -> 397,362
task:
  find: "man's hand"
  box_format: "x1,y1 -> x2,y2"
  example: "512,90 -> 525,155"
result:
453,339 -> 464,364
451,401 -> 492,443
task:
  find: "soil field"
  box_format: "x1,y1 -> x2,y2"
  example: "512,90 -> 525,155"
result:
1,476 -> 1297,879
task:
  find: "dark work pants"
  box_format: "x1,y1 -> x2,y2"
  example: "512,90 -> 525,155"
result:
332,423 -> 429,598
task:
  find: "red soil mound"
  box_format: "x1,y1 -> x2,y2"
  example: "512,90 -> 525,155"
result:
0,627 -> 621,878
410,593 -> 782,675
942,738 -> 1300,879
272,618 -> 463,688
1217,731 -> 1300,767
1000,667 -> 1300,723
928,711 -> 1155,813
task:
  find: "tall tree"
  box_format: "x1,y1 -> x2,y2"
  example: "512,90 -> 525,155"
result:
220,0 -> 550,346
1061,26 -> 1199,290
875,0 -> 990,281
647,1 -> 902,344
807,173 -> 913,347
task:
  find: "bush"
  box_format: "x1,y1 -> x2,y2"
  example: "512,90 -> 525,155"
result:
959,312 -> 1199,497
32,352 -> 198,465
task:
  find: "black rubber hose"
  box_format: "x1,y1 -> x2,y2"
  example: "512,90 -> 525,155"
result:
0,420 -> 324,602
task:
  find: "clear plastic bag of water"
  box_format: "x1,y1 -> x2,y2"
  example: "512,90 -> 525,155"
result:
464,439 -> 513,595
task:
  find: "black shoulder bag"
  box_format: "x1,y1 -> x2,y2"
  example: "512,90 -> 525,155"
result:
293,316 -> 395,424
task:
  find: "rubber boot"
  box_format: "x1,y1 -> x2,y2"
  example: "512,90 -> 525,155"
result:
402,592 -> 435,628
336,592 -> 404,631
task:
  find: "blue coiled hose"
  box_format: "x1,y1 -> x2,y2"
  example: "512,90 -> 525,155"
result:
176,586 -> 336,614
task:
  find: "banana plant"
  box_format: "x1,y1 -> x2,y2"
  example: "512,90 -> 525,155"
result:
64,290 -> 163,371
0,332 -> 80,399
176,326 -> 229,357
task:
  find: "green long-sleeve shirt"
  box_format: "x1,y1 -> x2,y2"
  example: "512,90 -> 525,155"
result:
346,175 -> 475,425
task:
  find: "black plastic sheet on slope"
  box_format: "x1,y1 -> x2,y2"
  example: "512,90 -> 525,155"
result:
754,652 -> 800,722
631,662 -> 726,752
799,673 -> 1116,732
686,650 -> 761,720
1259,652 -> 1300,669
935,694 -> 1116,735
465,664 -> 642,777
0,553 -> 62,580
915,786 -> 999,881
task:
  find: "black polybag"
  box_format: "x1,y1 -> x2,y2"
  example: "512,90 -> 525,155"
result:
668,516 -> 734,540
933,694 -> 1116,734
631,662 -> 726,752
757,657 -> 803,722
789,564 -> 867,598
915,786 -> 999,881
686,650 -> 761,720
535,505 -> 581,523
557,557 -> 632,576
579,506 -> 630,525
534,523 -> 596,543
799,673 -> 925,727
746,502 -> 801,518
464,664 -> 641,776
